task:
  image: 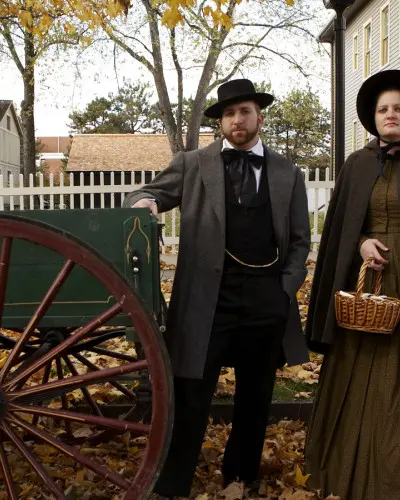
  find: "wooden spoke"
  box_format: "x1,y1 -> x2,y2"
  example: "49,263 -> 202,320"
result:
55,357 -> 74,438
1,420 -> 66,498
32,362 -> 52,428
3,301 -> 124,390
72,353 -> 137,401
9,403 -> 151,435
8,359 -> 148,402
0,259 -> 75,383
0,441 -> 18,500
89,346 -> 138,363
7,414 -> 131,490
62,355 -> 103,417
69,329 -> 130,352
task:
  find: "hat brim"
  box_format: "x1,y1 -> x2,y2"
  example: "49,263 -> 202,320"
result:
357,70 -> 400,137
204,93 -> 274,119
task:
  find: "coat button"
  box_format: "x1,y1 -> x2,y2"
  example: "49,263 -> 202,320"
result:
215,267 -> 221,275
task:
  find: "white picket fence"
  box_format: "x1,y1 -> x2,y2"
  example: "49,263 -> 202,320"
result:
0,169 -> 334,252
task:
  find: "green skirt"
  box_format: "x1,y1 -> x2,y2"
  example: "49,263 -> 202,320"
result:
305,232 -> 400,500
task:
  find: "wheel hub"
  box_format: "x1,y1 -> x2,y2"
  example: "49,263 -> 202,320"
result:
0,388 -> 8,421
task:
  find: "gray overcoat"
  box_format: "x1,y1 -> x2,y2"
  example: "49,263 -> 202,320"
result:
123,138 -> 311,379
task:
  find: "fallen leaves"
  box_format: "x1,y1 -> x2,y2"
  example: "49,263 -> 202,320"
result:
160,259 -> 176,270
189,420 -> 337,500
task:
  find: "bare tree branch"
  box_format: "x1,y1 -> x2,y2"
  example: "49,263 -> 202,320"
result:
170,27 -> 183,139
0,21 -> 24,74
104,27 -> 155,74
111,25 -> 153,56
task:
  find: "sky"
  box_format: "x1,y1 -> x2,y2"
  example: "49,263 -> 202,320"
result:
0,5 -> 334,137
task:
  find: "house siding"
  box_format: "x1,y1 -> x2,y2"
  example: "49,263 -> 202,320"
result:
0,108 -> 21,177
345,0 -> 400,158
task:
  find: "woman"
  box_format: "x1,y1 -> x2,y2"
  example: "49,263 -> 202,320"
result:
305,69 -> 400,500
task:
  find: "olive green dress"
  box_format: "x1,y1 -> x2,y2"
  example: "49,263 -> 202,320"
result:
305,161 -> 400,500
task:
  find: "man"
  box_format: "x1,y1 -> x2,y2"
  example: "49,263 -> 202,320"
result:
124,79 -> 310,499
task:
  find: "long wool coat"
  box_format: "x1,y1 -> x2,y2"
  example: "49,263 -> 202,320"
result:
306,139 -> 382,353
124,138 -> 311,379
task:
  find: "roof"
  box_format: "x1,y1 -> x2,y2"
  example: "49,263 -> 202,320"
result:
0,100 -> 23,137
319,0 -> 371,43
0,100 -> 12,121
66,133 -> 215,172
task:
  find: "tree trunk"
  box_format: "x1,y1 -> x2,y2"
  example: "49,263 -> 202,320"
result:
21,30 -> 36,186
186,38 -> 223,151
145,2 -> 184,153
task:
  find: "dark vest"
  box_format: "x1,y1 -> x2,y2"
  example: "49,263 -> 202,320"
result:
224,154 -> 280,275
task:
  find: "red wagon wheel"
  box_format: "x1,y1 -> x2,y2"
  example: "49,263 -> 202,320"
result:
0,215 -> 173,500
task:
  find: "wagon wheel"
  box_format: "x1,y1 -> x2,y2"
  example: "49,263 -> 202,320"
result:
0,326 -> 152,436
0,215 -> 173,500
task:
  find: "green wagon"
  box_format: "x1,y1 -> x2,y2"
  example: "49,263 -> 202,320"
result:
0,209 -> 173,499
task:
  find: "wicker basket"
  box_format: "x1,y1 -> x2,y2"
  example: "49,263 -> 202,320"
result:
335,258 -> 400,334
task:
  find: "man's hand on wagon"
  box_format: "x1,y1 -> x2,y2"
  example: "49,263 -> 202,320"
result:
360,238 -> 389,271
131,198 -> 158,216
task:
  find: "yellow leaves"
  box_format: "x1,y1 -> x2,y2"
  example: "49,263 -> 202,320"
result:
106,1 -> 124,18
7,0 -> 294,34
202,3 -> 233,29
75,469 -> 86,484
7,0 -> 125,38
295,465 -> 311,488
63,22 -> 76,35
0,352 -> 8,369
162,7 -> 184,28
38,13 -> 53,32
19,10 -> 33,28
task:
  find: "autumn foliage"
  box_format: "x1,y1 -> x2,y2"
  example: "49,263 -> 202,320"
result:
0,0 -> 296,36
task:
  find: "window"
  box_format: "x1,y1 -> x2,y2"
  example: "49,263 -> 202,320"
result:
6,116 -> 11,131
353,34 -> 359,70
381,4 -> 389,66
364,129 -> 370,145
352,121 -> 358,152
364,22 -> 372,78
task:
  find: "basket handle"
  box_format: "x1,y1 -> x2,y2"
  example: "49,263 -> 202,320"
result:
356,257 -> 383,300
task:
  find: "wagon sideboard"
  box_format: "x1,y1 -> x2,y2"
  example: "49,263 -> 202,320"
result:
0,208 -> 161,329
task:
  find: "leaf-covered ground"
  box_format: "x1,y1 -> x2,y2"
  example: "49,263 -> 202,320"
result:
0,262 -> 326,498
186,419 -> 338,500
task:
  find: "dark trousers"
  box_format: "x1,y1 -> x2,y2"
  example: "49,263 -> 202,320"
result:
155,273 -> 287,498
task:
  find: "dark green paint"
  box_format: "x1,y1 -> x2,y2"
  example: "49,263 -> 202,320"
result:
0,209 -> 161,329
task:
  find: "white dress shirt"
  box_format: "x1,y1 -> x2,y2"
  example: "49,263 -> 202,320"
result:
222,137 -> 264,192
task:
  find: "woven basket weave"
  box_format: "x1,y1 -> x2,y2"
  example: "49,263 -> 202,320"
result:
335,258 -> 400,334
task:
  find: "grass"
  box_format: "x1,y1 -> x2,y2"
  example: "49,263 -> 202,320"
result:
309,212 -> 325,235
161,210 -> 181,237
272,379 -> 317,402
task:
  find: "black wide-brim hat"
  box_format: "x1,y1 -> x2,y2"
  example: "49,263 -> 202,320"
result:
357,69 -> 400,137
204,79 -> 274,119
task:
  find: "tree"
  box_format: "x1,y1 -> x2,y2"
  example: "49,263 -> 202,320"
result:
261,86 -> 330,171
105,0 -> 320,153
69,81 -> 153,133
0,0 -> 129,182
2,0 -> 302,179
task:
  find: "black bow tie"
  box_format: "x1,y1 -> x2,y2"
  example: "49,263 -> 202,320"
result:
221,148 -> 264,169
221,148 -> 264,205
378,140 -> 400,175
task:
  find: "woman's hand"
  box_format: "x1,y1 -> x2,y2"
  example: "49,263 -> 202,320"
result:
360,239 -> 389,271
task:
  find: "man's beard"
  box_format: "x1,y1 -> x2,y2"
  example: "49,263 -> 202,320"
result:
223,125 -> 259,147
